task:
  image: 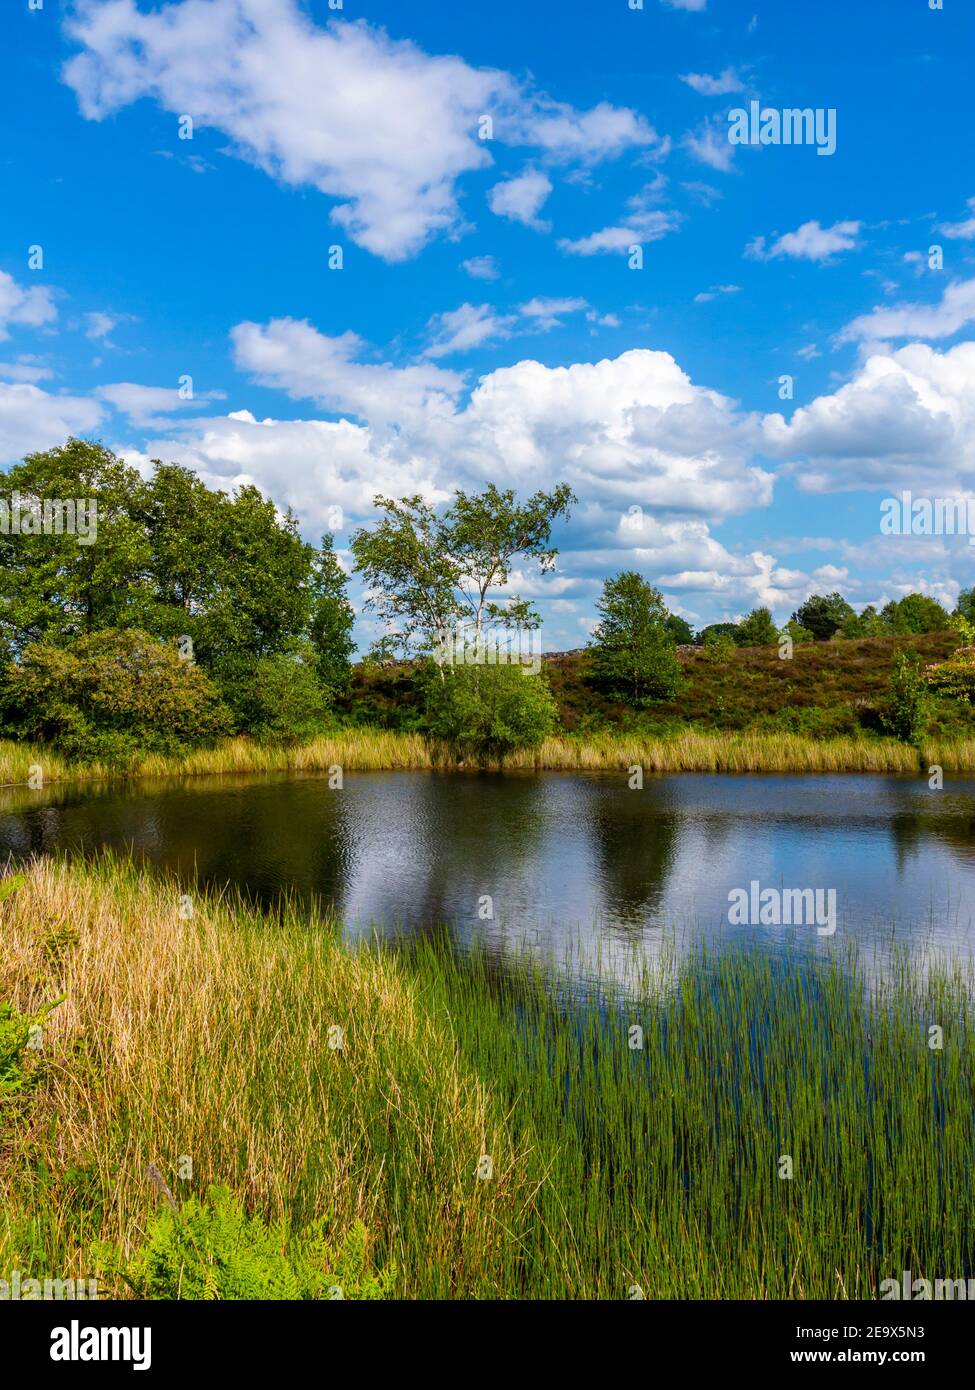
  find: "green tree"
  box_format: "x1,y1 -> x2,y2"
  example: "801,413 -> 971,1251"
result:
782,619 -> 814,645
308,534 -> 356,698
880,651 -> 928,744
955,587 -> 975,624
350,483 -> 574,659
734,607 -> 779,647
838,604 -> 889,639
665,613 -> 695,645
201,486 -> 315,669
697,622 -> 738,646
881,593 -> 951,635
792,592 -> 855,641
0,439 -> 153,650
589,573 -> 681,705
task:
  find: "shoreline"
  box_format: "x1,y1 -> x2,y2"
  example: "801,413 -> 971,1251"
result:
2,729 -> 974,791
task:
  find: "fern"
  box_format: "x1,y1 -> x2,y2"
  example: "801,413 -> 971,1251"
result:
93,1184 -> 395,1300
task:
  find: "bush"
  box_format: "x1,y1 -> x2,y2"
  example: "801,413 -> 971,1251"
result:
881,652 -> 928,744
422,660 -> 558,756
214,644 -> 333,744
926,646 -> 975,703
93,1185 -> 394,1300
1,630 -> 230,763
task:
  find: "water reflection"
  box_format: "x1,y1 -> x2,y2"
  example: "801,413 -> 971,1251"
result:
3,770 -> 975,976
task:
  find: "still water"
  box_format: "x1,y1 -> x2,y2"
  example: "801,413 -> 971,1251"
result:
3,769 -> 975,973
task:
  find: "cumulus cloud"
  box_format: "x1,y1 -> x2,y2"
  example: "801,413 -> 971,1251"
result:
63,1 -> 658,261
746,220 -> 861,263
838,277 -> 975,344
229,317 -> 464,425
0,382 -> 103,465
0,271 -> 57,340
487,168 -> 552,229
209,328 -> 776,530
762,341 -> 975,494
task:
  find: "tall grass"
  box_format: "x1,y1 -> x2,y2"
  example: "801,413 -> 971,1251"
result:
4,728 -> 975,789
2,858 -> 973,1298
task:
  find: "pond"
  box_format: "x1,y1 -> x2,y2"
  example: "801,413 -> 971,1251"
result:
3,768 -> 975,979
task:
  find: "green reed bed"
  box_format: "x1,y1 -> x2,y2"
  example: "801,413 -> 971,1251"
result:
2,859 -> 973,1298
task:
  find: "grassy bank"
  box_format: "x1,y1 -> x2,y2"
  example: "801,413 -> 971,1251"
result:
4,727 -> 975,790
2,858 -> 974,1298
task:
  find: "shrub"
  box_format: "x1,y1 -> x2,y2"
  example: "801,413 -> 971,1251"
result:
881,652 -> 928,744
422,660 -> 558,756
93,1185 -> 394,1300
926,646 -> 975,703
1,630 -> 230,764
214,644 -> 333,744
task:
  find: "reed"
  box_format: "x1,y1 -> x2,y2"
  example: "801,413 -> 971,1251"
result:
7,727 -> 975,789
2,858 -> 973,1298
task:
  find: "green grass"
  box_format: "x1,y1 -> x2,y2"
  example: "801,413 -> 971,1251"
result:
2,857 -> 973,1298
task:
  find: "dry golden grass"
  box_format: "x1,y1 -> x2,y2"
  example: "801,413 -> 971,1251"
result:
6,727 -> 975,788
0,858 -> 527,1297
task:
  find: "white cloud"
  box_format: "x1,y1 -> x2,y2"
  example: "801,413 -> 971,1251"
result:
694,284 -> 741,304
680,68 -> 743,96
0,382 -> 103,465
838,277 -> 975,344
461,255 -> 499,280
97,381 -> 227,427
556,209 -> 675,257
0,356 -> 54,383
519,297 -> 588,330
938,196 -> 975,240
683,119 -> 735,172
487,168 -> 552,230
85,311 -> 117,341
762,341 -> 975,494
424,303 -> 516,358
0,271 -> 57,340
747,219 -> 861,263
64,1 -> 657,261
229,317 -> 464,425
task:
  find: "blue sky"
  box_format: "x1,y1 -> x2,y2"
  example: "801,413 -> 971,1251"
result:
2,0 -> 975,650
